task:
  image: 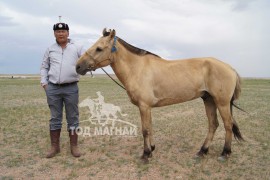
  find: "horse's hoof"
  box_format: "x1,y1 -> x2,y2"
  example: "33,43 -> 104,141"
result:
140,156 -> 149,164
142,149 -> 152,159
141,153 -> 151,159
151,145 -> 155,152
217,156 -> 228,162
194,149 -> 207,159
194,153 -> 204,159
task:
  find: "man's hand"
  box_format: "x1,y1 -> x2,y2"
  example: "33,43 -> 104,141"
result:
42,84 -> 48,90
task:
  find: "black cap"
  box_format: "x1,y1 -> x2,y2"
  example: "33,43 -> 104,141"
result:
53,23 -> 69,31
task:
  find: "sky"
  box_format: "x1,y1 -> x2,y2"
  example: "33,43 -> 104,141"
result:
0,0 -> 269,77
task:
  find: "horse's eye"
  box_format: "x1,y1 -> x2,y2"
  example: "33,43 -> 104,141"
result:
96,47 -> 102,52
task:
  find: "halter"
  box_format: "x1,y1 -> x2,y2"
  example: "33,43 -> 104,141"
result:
85,51 -> 112,69
85,36 -> 126,90
86,36 -> 118,68
111,36 -> 117,53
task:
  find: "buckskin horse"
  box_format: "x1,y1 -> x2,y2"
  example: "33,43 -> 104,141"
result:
76,28 -> 244,162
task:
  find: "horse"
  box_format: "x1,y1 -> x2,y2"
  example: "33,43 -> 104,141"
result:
76,28 -> 244,162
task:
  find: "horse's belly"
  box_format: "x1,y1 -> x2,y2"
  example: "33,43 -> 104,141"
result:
153,98 -> 182,107
153,95 -> 198,107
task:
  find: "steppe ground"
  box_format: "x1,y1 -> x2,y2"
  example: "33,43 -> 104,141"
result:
0,75 -> 269,179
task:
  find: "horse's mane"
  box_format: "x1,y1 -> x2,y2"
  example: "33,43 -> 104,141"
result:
117,36 -> 160,58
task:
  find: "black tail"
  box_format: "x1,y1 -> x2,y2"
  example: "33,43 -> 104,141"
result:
230,72 -> 246,141
232,121 -> 244,141
230,101 -> 245,141
231,102 -> 248,114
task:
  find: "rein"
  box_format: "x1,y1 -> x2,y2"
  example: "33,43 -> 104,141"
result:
101,67 -> 126,90
86,36 -> 126,91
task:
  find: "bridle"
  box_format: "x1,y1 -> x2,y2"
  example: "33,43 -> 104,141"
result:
85,36 -> 126,90
85,36 -> 118,71
85,51 -> 113,70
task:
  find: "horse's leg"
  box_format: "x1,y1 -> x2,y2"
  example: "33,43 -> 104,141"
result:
217,103 -> 233,160
139,105 -> 154,162
149,115 -> 155,153
197,96 -> 218,157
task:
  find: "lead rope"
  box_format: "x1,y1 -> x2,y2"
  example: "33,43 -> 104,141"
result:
101,67 -> 126,90
90,71 -> 93,77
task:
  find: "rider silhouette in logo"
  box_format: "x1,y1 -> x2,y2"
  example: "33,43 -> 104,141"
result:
79,92 -> 127,126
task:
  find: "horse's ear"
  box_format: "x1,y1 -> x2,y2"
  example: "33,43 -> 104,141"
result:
103,28 -> 110,37
102,28 -> 107,36
110,29 -> 116,39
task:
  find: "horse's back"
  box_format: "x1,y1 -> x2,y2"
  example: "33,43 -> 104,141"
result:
148,57 -> 238,106
168,57 -> 237,82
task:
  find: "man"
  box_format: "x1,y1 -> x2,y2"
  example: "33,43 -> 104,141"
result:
40,22 -> 84,158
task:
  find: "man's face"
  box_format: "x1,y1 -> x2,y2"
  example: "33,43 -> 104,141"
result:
54,30 -> 69,44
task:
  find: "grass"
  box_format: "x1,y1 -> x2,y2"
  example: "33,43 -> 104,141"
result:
0,75 -> 269,179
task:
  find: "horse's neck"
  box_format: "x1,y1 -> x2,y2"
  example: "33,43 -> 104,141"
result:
110,46 -> 140,88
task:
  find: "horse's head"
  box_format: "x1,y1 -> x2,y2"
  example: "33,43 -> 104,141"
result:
76,28 -> 116,75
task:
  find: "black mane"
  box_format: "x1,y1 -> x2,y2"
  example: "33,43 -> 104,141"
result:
117,37 -> 160,58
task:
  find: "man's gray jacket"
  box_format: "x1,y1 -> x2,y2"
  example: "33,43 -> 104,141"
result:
40,39 -> 85,86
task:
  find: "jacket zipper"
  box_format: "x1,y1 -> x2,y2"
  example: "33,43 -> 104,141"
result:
59,47 -> 64,84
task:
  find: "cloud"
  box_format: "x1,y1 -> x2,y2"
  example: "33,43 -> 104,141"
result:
0,15 -> 18,27
0,0 -> 269,77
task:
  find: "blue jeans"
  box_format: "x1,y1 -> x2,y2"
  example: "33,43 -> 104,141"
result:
46,82 -> 79,131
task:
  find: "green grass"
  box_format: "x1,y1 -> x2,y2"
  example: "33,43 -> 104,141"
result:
0,75 -> 269,179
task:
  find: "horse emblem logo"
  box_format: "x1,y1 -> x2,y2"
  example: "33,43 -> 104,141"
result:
78,91 -> 137,137
79,91 -> 128,126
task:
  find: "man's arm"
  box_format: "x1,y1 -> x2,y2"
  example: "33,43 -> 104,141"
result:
40,48 -> 50,88
78,44 -> 87,57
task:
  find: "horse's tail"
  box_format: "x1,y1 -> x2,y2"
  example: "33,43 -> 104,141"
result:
233,72 -> 241,101
230,71 -> 245,141
231,72 -> 246,113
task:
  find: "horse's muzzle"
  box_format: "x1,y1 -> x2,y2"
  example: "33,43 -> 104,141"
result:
76,64 -> 96,75
76,64 -> 87,75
